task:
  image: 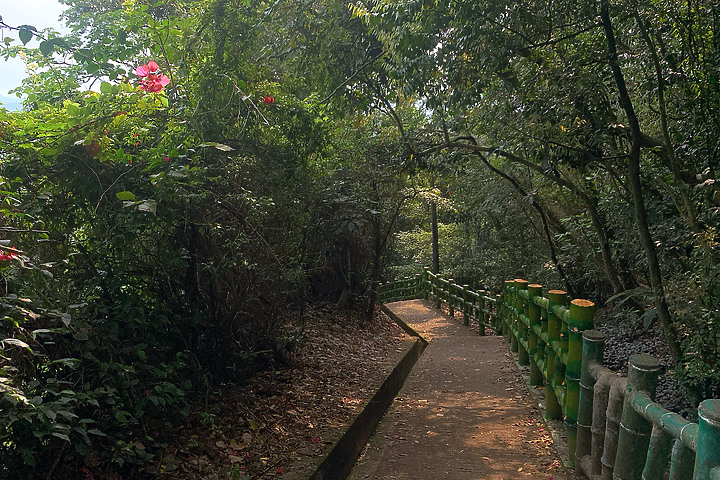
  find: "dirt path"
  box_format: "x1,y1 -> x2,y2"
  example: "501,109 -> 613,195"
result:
348,299 -> 571,480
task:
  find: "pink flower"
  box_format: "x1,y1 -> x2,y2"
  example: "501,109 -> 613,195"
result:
135,60 -> 160,78
135,61 -> 170,93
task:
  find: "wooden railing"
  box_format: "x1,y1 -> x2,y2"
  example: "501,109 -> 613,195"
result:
378,272 -> 720,479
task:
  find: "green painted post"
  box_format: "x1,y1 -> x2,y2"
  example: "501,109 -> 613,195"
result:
448,279 -> 455,317
545,289 -> 566,420
576,329 -> 604,471
669,438 -> 695,480
565,298 -> 596,468
422,268 -> 430,299
642,426 -> 672,480
478,292 -> 486,336
613,354 -> 662,480
504,281 -> 514,344
527,284 -> 543,386
462,285 -> 470,326
514,279 -> 529,365
695,400 -> 720,480
435,275 -> 442,309
509,281 -> 519,352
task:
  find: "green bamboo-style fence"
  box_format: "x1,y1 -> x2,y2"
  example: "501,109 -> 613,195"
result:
501,278 -> 596,468
376,268 -> 499,334
575,330 -> 720,480
377,272 -> 720,479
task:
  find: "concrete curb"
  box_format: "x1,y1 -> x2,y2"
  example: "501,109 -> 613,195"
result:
308,308 -> 426,480
379,304 -> 429,347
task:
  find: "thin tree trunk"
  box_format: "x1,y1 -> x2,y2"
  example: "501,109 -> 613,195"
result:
472,150 -> 576,296
445,140 -> 626,294
601,0 -> 683,363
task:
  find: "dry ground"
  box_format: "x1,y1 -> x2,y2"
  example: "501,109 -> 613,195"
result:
152,305 -> 411,480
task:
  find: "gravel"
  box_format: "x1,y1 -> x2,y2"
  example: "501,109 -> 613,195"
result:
595,308 -> 691,416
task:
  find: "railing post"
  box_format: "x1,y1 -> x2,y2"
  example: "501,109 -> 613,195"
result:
527,284 -> 543,386
669,438 -> 695,480
695,399 -> 720,480
503,281 -> 513,343
642,426 -> 673,480
435,275 -> 441,309
422,267 -> 430,299
566,298 -> 596,468
462,285 -> 470,326
613,353 -> 662,480
514,279 -> 529,365
509,281 -> 519,353
545,289 -> 566,420
478,291 -> 486,336
447,279 -> 455,317
575,329 -> 604,472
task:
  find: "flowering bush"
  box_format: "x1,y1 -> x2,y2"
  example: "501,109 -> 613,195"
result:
135,60 -> 170,93
0,251 -> 16,262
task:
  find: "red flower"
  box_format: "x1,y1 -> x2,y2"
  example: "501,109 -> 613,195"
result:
0,251 -> 17,262
164,156 -> 170,162
136,61 -> 170,93
262,96 -> 274,105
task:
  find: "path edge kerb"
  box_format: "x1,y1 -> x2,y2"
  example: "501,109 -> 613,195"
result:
379,304 -> 429,347
308,305 -> 427,480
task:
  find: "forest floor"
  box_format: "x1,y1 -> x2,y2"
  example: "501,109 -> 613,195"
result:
153,304 -> 411,480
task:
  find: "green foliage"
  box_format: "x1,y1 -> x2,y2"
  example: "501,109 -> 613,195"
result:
2,0 -> 720,475
356,0 -> 720,402
0,0 -> 418,476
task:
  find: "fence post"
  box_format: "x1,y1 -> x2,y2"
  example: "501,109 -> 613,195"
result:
434,275 -> 441,309
613,354 -> 662,480
422,267 -> 430,299
669,438 -> 695,480
695,399 -> 720,480
575,329 -> 604,471
641,426 -> 673,480
508,281 -> 519,353
447,279 -> 455,317
478,291 -> 486,336
503,281 -> 513,343
545,289 -> 566,420
565,298 -> 596,468
462,285 -> 470,326
527,284 -> 543,386
514,279 -> 529,365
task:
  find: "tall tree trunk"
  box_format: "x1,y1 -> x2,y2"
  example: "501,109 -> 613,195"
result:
601,0 -> 683,363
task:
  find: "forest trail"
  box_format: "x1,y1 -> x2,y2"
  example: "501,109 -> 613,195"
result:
348,299 -> 570,480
